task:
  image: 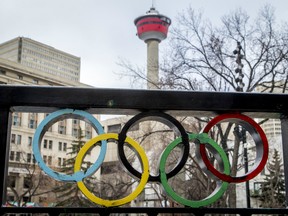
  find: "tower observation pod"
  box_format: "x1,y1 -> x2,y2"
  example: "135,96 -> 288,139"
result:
134,7 -> 171,89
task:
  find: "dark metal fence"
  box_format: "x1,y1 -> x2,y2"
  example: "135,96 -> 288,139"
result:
1,85 -> 288,215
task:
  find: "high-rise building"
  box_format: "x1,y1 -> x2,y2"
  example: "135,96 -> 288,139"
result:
0,37 -> 81,82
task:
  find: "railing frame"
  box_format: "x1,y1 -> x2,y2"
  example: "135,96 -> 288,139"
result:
1,85 -> 288,215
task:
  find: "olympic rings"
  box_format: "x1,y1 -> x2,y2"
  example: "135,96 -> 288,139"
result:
33,109 -> 107,182
75,133 -> 149,207
159,133 -> 230,208
32,109 -> 269,207
199,113 -> 269,183
118,111 -> 189,182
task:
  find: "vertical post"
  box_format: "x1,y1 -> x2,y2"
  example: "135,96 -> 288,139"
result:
243,141 -> 251,208
280,114 -> 288,206
233,41 -> 250,208
0,108 -> 12,205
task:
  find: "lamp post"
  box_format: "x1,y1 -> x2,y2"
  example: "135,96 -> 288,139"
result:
233,41 -> 251,208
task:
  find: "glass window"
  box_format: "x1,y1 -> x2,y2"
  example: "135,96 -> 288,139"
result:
73,119 -> 79,125
63,143 -> 67,151
8,176 -> 16,188
58,142 -> 62,151
49,140 -> 53,149
23,177 -> 32,189
16,135 -> 21,145
107,124 -> 121,133
72,128 -> 79,137
43,155 -> 47,163
27,153 -> 31,163
58,120 -> 66,135
10,151 -> 15,161
11,134 -> 16,144
16,152 -> 21,161
85,123 -> 92,139
29,119 -> 36,129
58,125 -> 66,134
32,79 -> 39,84
28,113 -> 37,129
12,113 -> 21,126
43,139 -> 47,148
28,136 -> 32,146
48,156 -> 52,165
58,157 -> 62,167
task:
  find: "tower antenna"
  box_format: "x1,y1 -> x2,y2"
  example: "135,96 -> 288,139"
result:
152,0 -> 155,8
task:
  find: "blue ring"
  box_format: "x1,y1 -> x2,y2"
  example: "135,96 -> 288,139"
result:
33,109 -> 106,182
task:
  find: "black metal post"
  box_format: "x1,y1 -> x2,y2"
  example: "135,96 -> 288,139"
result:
0,108 -> 12,205
280,114 -> 288,206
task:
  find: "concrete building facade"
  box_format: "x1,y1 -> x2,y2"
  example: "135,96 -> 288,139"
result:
0,37 -> 81,82
0,38 -> 99,206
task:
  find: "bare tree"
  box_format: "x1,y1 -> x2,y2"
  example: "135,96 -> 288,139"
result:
159,5 -> 288,93
117,4 -> 288,208
7,155 -> 58,207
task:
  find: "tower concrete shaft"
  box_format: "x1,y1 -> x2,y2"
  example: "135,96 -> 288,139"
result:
147,40 -> 159,89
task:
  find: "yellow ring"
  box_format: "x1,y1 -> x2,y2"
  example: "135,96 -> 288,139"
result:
74,133 -> 149,207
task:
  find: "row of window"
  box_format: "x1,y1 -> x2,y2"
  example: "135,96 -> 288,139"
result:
8,175 -> 32,189
9,151 -> 22,162
10,151 -> 35,164
23,54 -> 79,71
137,20 -> 169,27
43,155 -> 53,165
12,113 -> 92,138
264,128 -> 281,132
16,73 -> 39,84
22,60 -> 79,82
11,134 -> 68,153
10,150 -> 67,168
22,56 -> 79,78
23,42 -> 80,65
57,141 -> 67,151
11,134 -> 24,145
42,139 -> 53,150
13,113 -> 38,129
58,157 -> 66,167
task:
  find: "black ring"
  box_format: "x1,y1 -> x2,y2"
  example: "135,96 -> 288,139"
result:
118,111 -> 189,182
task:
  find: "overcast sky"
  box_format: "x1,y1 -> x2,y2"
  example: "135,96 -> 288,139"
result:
1,0 -> 287,88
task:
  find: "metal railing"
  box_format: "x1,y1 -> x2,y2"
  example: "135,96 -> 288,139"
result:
1,85 -> 288,216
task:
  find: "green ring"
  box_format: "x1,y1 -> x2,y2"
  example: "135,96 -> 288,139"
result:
159,133 -> 230,208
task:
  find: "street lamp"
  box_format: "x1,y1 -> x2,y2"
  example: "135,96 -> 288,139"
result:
233,41 -> 251,208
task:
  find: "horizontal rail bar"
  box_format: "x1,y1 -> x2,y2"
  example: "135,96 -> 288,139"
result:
1,207 -> 288,215
0,85 -> 288,117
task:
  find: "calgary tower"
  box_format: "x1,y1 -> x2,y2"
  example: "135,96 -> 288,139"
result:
134,6 -> 171,89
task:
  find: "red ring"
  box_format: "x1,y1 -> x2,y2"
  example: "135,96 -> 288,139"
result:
200,113 -> 269,183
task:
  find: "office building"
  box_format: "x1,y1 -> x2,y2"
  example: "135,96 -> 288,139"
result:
0,38 -> 99,206
0,37 -> 81,83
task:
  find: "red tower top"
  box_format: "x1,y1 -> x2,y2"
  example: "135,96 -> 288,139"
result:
134,7 -> 171,42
